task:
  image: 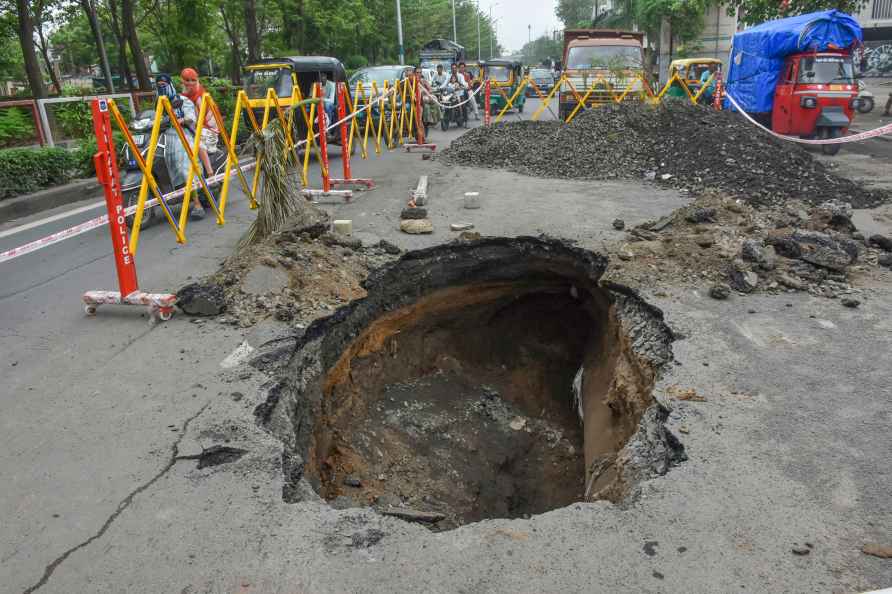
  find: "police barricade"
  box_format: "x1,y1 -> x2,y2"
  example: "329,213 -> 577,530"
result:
487,71 -> 721,125
18,75 -> 426,320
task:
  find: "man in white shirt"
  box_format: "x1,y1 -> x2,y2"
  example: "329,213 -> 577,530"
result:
432,64 -> 449,89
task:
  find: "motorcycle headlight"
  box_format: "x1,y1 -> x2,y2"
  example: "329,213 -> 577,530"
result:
131,117 -> 154,131
800,97 -> 817,109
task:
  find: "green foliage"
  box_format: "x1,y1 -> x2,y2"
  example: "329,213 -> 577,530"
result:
556,0 -> 596,27
725,0 -> 869,26
0,108 -> 35,146
344,55 -> 368,70
0,10 -> 24,81
521,35 -> 563,66
54,101 -> 94,139
0,147 -> 76,200
71,131 -> 127,179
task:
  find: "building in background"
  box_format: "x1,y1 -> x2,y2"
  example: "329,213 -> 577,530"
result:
857,1 -> 892,76
657,5 -> 739,85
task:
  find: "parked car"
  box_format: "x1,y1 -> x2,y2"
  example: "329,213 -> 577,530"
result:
527,67 -> 555,96
349,65 -> 413,102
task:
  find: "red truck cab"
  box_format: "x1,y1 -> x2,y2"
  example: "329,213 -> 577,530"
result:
772,50 -> 858,154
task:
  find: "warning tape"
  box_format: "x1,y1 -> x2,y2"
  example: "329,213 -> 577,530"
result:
725,91 -> 892,144
0,160 -> 256,264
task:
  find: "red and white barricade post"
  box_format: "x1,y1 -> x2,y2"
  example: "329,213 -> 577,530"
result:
82,98 -> 176,321
713,70 -> 725,111
404,76 -> 436,153
301,82 -> 353,203
484,79 -> 492,126
330,82 -> 374,191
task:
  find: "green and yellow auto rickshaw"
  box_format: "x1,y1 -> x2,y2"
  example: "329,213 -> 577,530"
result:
665,58 -> 722,100
482,59 -> 527,113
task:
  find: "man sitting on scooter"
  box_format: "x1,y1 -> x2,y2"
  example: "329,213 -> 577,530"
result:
433,64 -> 449,90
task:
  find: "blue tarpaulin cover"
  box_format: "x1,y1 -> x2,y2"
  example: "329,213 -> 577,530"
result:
725,10 -> 862,113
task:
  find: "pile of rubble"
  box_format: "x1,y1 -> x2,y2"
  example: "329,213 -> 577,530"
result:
442,101 -> 886,209
602,193 -> 892,302
177,207 -> 400,327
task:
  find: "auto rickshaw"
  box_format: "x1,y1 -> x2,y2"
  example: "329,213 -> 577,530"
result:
482,59 -> 527,113
243,56 -> 348,145
725,9 -> 863,156
465,61 -> 483,85
771,50 -> 859,155
665,58 -> 722,100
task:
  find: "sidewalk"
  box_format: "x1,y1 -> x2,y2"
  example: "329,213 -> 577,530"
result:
0,178 -> 101,225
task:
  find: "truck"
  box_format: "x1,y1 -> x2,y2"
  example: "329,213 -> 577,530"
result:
420,39 -> 466,71
558,29 -> 646,120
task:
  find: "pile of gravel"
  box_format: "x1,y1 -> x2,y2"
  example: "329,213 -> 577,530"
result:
441,101 -> 885,209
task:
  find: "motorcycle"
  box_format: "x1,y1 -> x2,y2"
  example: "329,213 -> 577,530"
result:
856,79 -> 875,114
437,84 -> 468,131
121,106 -> 229,227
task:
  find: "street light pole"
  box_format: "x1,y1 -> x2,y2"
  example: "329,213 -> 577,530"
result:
452,0 -> 457,43
489,5 -> 497,58
477,0 -> 481,61
396,0 -> 404,65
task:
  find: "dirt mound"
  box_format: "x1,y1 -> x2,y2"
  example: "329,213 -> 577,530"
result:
178,207 -> 399,328
441,101 -> 886,209
602,192 -> 890,301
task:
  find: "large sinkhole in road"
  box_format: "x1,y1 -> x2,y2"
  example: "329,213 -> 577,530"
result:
260,237 -> 684,530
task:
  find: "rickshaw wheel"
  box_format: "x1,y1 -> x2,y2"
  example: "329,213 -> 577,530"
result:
820,128 -> 842,156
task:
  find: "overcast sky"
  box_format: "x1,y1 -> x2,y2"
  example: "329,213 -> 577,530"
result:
485,0 -> 563,52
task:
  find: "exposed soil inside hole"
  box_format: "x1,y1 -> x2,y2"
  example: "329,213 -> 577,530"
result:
309,289 -> 595,529
259,237 -> 684,530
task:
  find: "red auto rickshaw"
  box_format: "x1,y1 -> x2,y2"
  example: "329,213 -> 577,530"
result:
771,50 -> 859,155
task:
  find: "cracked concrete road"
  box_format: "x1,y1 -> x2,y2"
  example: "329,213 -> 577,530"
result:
2,106 -> 891,593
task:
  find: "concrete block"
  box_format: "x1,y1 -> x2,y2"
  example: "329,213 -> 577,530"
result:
333,220 -> 353,235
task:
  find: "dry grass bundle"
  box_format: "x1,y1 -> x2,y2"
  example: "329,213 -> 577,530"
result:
241,120 -> 302,246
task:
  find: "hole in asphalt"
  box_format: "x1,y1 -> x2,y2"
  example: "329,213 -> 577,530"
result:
259,238 -> 684,530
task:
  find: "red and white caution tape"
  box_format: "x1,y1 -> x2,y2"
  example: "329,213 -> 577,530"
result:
428,83 -> 485,110
725,91 -> 892,144
0,160 -> 256,264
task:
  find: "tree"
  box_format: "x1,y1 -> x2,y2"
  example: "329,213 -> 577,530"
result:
31,0 -> 63,93
556,0 -> 595,28
122,0 -> 151,89
12,0 -> 48,97
724,0 -> 869,26
245,0 -> 260,62
101,0 -> 134,90
218,0 -> 243,83
80,0 -> 115,91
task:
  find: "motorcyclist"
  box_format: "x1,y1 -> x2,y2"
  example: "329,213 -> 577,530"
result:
432,64 -> 449,90
448,64 -> 470,121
